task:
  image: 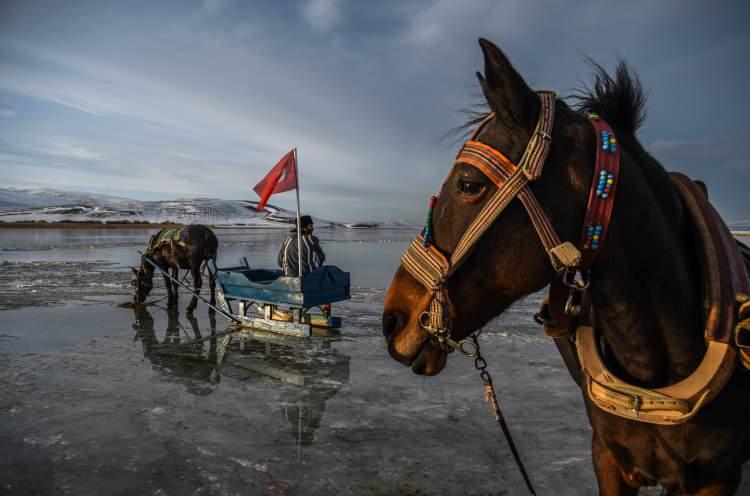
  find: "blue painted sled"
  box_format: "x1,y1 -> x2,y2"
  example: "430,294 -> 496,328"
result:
208,259 -> 350,338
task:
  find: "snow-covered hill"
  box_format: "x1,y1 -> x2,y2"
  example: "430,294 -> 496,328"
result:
0,188 -> 338,228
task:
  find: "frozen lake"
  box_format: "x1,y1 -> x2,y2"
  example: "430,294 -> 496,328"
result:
1,227 -> 748,495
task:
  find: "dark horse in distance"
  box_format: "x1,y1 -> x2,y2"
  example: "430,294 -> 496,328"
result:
382,39 -> 750,494
132,224 -> 218,313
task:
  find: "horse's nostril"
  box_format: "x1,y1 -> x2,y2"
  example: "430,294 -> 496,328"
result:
382,313 -> 399,338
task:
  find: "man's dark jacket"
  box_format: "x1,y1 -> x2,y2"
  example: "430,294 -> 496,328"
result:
277,231 -> 326,277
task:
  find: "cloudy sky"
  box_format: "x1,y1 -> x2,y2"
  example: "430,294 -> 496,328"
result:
0,0 -> 748,223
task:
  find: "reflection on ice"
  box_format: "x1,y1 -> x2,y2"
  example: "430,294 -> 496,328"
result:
132,306 -> 220,395
130,306 -> 350,449
220,329 -> 350,448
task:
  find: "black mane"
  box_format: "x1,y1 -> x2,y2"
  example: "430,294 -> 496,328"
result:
451,59 -> 647,142
573,60 -> 684,225
444,84 -> 492,143
571,60 -> 647,138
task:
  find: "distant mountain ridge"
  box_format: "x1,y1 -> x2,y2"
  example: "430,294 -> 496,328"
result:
731,219 -> 750,232
0,187 -> 336,228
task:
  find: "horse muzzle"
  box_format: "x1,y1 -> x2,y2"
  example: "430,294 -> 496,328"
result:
382,309 -> 448,375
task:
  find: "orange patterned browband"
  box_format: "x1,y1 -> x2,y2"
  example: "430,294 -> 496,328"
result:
456,141 -> 517,187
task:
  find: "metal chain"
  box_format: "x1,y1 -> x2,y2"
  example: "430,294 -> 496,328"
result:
470,334 -> 537,496
472,334 -> 502,421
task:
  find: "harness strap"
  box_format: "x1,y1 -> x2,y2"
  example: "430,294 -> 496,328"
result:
451,165 -> 531,269
402,92 -> 563,343
546,115 -> 622,330
580,115 -> 621,267
401,237 -> 449,291
402,236 -> 451,331
454,140 -> 569,268
519,91 -> 556,180
573,172 -> 749,425
576,325 -> 736,425
450,92 -> 558,272
737,294 -> 750,370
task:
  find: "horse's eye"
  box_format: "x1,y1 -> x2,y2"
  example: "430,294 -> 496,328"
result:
458,179 -> 484,196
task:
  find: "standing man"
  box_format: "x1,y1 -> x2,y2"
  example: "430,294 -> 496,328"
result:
278,215 -> 326,277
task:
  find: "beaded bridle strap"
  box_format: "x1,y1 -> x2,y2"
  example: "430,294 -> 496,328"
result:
401,91 -> 589,352
545,113 -> 622,329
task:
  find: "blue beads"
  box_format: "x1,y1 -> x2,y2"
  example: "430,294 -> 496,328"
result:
583,222 -> 603,250
596,170 -> 615,198
600,130 -> 618,153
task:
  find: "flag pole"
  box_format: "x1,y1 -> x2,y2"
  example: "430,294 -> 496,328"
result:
294,148 -> 303,279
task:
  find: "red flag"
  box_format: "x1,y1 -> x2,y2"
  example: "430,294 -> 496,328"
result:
253,149 -> 298,211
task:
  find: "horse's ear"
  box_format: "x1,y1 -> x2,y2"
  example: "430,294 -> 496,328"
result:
476,38 -> 536,127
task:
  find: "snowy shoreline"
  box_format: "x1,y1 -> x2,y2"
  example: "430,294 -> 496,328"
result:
0,188 -> 416,229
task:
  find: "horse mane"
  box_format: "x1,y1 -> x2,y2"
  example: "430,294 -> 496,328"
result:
572,61 -> 685,221
451,59 -> 647,142
449,57 -> 684,227
444,85 -> 492,143
571,59 -> 647,138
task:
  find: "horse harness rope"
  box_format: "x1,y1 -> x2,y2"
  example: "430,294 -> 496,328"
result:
400,91 -> 750,492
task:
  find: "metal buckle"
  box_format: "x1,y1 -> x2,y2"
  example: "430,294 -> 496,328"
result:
560,267 -> 590,291
629,394 -> 642,414
537,130 -> 552,140
418,311 -> 477,357
457,338 -> 478,358
564,291 -> 581,317
419,311 -> 453,352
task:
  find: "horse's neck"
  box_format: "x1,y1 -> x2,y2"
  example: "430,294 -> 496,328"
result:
588,158 -> 705,387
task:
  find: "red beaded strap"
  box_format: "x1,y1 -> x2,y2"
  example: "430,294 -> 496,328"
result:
547,114 -> 621,329
580,114 -> 621,269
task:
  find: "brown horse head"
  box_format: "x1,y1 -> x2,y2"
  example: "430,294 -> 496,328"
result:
131,262 -> 154,303
383,39 -> 598,375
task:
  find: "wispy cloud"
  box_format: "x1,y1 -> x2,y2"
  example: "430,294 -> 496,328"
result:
202,0 -> 234,15
302,0 -> 343,34
167,150 -> 205,161
51,143 -> 101,161
0,108 -> 16,117
647,139 -> 691,155
646,130 -> 750,171
0,0 -> 748,222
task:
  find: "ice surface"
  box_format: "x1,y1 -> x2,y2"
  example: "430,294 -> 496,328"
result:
0,229 -> 748,495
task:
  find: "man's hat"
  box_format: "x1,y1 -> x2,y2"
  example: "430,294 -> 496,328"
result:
300,215 -> 313,227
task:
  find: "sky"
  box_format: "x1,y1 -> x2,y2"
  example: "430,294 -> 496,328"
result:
0,0 -> 748,223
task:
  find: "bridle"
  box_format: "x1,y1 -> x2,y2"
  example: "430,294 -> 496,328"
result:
401,91 -> 621,355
